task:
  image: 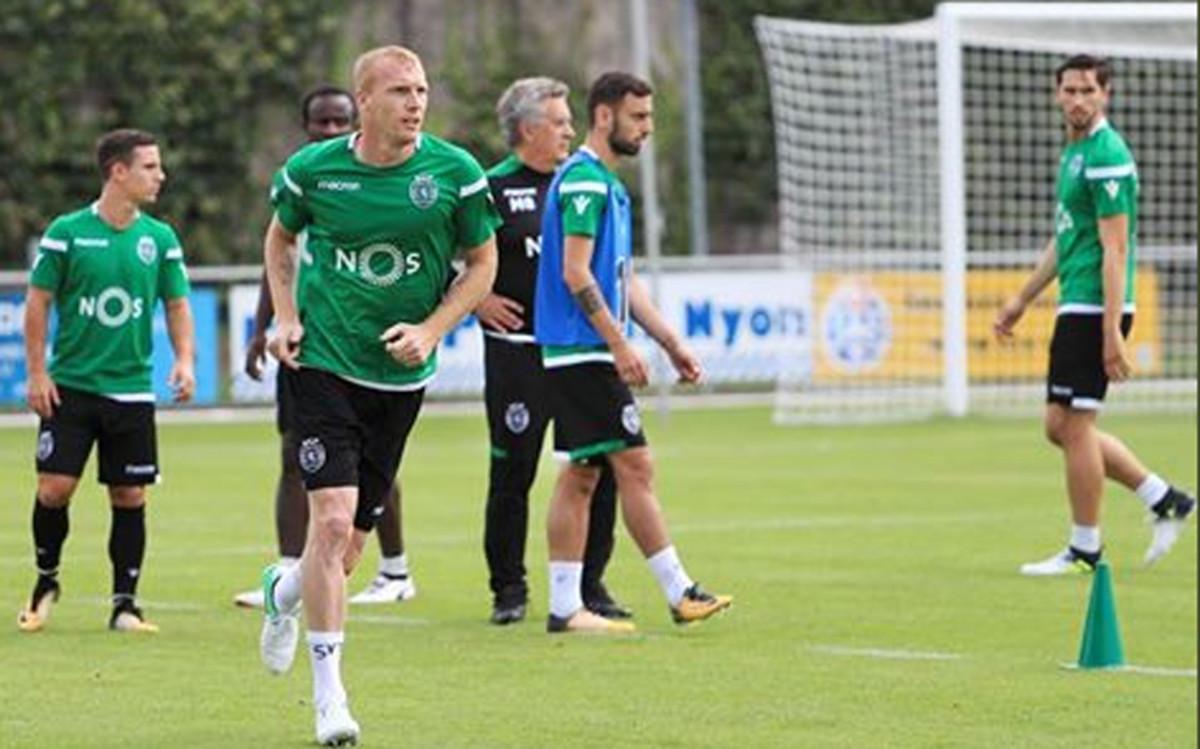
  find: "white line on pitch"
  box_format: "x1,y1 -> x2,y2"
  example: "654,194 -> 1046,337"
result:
809,644 -> 964,661
1123,665 -> 1197,678
1060,663 -> 1198,678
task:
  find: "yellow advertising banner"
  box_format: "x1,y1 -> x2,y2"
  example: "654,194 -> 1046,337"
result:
813,270 -> 1162,382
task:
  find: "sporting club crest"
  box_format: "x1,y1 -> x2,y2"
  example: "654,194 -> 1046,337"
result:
409,174 -> 439,210
504,402 -> 530,434
136,236 -> 157,265
621,403 -> 641,435
36,430 -> 54,461
298,437 -> 327,474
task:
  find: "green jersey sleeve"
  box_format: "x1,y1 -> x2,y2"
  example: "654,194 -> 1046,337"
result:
272,158 -> 311,234
158,226 -> 191,300
453,156 -> 503,250
1085,138 -> 1136,218
29,216 -> 71,292
558,163 -> 608,237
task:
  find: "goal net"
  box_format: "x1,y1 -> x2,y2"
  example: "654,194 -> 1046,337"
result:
757,3 -> 1197,424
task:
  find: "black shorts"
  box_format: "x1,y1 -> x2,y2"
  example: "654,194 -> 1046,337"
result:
484,337 -> 551,461
286,367 -> 423,531
545,362 -> 647,464
1047,312 -> 1133,411
35,386 -> 158,485
275,366 -> 296,435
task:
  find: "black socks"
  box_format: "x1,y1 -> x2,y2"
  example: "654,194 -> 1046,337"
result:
109,505 -> 146,600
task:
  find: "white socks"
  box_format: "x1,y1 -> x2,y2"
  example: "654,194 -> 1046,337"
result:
307,630 -> 346,709
648,546 -> 694,607
1135,474 -> 1170,509
1070,524 -> 1101,554
548,561 -> 583,619
379,553 -> 409,578
273,563 -> 303,614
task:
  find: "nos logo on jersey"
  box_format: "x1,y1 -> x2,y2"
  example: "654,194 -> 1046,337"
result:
136,236 -> 157,265
409,174 -> 439,209
79,286 -> 145,328
335,244 -> 422,287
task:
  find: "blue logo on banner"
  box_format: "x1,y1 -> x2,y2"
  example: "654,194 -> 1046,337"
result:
683,300 -> 807,347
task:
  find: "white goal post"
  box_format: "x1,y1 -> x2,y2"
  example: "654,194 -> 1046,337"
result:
758,3 -> 1197,424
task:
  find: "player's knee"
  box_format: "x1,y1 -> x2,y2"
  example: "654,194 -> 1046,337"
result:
613,450 -> 655,492
108,485 -> 146,508
1043,410 -> 1066,447
564,463 -> 602,499
36,475 -> 77,507
382,483 -> 400,511
311,510 -> 354,551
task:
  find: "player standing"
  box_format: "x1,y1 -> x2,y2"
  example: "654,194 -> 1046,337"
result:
19,129 -> 195,633
535,72 -> 731,633
994,55 -> 1194,575
479,77 -> 630,625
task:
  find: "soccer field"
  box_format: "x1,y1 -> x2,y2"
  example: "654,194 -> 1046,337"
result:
0,406 -> 1195,748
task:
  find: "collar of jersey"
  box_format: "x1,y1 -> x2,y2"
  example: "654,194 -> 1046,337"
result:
90,201 -> 140,230
347,131 -> 423,154
576,146 -> 615,178
1087,117 -> 1110,138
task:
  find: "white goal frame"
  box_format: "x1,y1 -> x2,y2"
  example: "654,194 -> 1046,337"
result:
936,2 -> 1198,416
759,2 -> 1197,423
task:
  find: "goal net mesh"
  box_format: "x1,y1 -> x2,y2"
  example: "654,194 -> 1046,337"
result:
757,12 -> 1197,423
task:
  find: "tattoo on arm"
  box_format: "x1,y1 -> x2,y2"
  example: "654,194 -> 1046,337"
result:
573,284 -> 604,315
270,253 -> 295,295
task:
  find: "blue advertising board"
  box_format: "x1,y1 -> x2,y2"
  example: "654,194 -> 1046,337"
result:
0,287 -> 219,407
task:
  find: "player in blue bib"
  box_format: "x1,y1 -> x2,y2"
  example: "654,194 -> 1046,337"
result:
533,72 -> 732,634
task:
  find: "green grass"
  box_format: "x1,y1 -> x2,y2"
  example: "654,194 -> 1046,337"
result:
0,407 -> 1195,748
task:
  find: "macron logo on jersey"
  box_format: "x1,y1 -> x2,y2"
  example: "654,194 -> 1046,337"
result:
571,195 -> 591,216
317,180 -> 361,192
1103,180 -> 1120,199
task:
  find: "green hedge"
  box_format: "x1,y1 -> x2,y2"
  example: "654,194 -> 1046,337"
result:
0,0 -> 340,266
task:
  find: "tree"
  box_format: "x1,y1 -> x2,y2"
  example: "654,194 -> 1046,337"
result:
0,0 -> 341,266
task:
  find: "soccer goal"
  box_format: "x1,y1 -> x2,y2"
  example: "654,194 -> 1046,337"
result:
757,3 -> 1197,424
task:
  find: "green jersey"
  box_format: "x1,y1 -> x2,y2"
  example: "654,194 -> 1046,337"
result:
30,203 -> 190,400
1053,118 -> 1138,312
272,132 -> 501,389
